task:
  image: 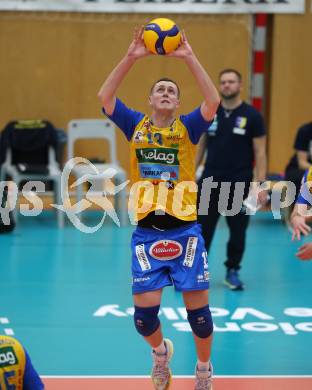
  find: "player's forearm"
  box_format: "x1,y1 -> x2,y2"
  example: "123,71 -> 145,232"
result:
254,151 -> 267,182
298,160 -> 311,170
184,54 -> 220,120
98,55 -> 136,114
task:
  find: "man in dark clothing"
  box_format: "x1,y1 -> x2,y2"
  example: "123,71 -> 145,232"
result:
197,69 -> 268,290
285,122 -> 312,199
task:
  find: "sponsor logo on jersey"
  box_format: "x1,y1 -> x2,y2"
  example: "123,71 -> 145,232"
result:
183,237 -> 198,267
166,134 -> 183,142
235,116 -> 247,128
133,276 -> 151,283
0,347 -> 18,368
135,244 -> 151,271
139,164 -> 179,181
136,148 -> 179,165
166,180 -> 175,190
133,130 -> 145,143
149,240 -> 182,260
233,127 -> 246,135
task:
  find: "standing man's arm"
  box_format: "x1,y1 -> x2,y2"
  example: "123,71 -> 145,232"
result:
253,136 -> 267,182
97,26 -> 149,115
253,135 -> 268,205
169,32 -> 220,121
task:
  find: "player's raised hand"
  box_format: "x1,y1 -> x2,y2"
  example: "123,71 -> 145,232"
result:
291,215 -> 311,241
167,31 -> 194,59
127,26 -> 150,59
296,242 -> 312,260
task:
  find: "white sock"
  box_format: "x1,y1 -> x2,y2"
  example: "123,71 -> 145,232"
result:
197,360 -> 210,372
153,340 -> 166,355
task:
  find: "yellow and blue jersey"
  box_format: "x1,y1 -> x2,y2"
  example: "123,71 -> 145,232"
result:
104,98 -> 212,222
296,167 -> 312,206
0,335 -> 44,390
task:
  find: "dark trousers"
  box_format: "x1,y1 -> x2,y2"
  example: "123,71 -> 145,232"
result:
197,180 -> 250,270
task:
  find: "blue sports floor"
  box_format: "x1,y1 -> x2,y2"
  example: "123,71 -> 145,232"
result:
0,211 -> 311,388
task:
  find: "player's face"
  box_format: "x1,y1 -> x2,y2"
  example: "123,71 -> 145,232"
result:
149,81 -> 180,113
219,72 -> 242,100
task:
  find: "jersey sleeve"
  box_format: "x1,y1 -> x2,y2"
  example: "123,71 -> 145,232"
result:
23,350 -> 45,390
251,110 -> 266,138
296,170 -> 312,205
294,124 -> 311,152
102,98 -> 144,141
180,107 -> 213,145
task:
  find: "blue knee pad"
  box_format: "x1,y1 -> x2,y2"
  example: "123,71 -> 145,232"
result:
134,305 -> 160,337
187,304 -> 213,339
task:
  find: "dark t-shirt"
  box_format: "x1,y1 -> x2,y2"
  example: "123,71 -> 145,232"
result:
202,102 -> 266,181
286,122 -> 312,171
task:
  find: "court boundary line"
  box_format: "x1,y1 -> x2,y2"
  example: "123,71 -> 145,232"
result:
42,375 -> 312,378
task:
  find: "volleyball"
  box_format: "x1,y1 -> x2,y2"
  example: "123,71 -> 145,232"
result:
143,18 -> 181,55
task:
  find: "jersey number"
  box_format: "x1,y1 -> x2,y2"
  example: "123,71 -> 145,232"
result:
0,370 -> 16,390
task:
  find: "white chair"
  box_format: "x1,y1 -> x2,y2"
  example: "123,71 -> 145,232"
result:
0,147 -> 64,228
67,119 -> 128,226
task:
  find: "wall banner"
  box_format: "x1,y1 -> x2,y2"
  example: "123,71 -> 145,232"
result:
0,0 -> 306,15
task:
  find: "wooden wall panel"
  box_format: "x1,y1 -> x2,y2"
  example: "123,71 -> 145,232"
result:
0,12 -> 251,172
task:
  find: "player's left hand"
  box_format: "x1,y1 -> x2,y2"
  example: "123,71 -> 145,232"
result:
167,30 -> 194,58
296,242 -> 312,261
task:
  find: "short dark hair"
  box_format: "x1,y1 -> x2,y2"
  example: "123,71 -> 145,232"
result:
219,68 -> 242,82
150,78 -> 180,98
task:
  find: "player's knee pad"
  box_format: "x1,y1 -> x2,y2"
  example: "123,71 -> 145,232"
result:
187,304 -> 213,339
134,305 -> 160,337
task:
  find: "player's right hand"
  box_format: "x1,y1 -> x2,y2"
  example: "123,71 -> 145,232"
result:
291,215 -> 311,241
127,26 -> 150,59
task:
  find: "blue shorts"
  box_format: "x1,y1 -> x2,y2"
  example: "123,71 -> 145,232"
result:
131,222 -> 210,294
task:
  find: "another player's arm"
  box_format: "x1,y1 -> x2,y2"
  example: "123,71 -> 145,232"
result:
290,203 -> 311,240
168,31 -> 220,121
253,136 -> 267,183
296,242 -> 312,261
297,150 -> 311,170
97,26 -> 149,115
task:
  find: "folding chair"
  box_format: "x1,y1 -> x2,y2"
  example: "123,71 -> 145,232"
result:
0,120 -> 64,227
67,119 -> 128,226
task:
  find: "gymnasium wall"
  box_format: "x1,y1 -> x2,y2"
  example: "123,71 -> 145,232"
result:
269,4 -> 312,173
0,8 -> 311,175
0,12 -> 251,170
